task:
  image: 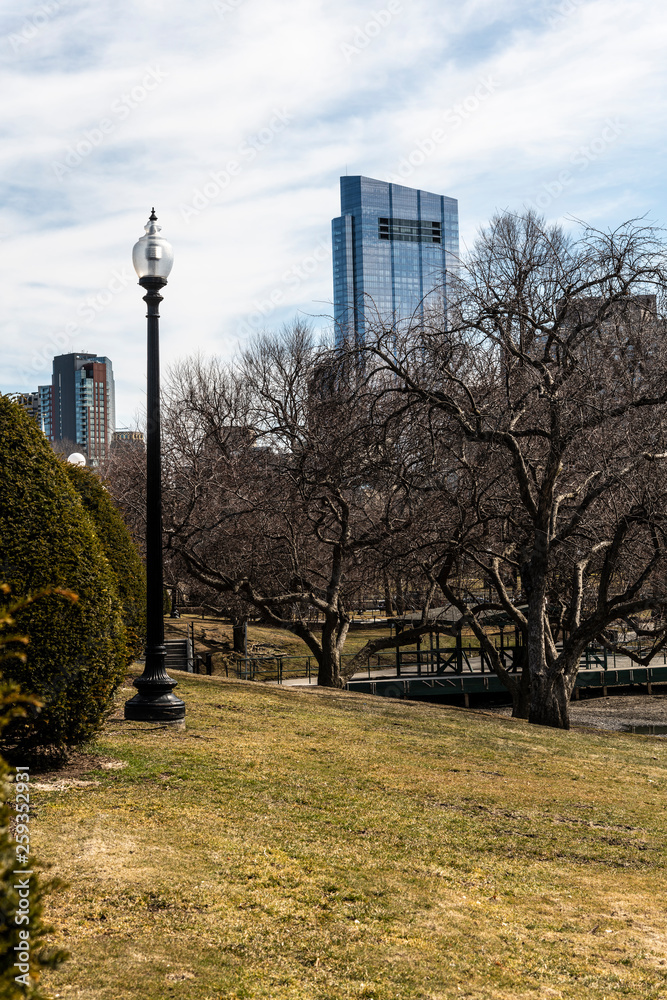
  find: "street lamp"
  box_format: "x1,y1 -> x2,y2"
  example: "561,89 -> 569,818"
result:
124,209 -> 185,722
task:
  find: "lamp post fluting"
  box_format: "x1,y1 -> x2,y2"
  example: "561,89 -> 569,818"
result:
124,209 -> 185,722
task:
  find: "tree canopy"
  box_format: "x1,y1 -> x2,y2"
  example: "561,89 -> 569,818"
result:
0,396 -> 128,754
105,213 -> 667,729
350,213 -> 667,726
64,463 -> 146,662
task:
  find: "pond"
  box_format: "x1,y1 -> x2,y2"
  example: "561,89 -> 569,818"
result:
619,723 -> 667,736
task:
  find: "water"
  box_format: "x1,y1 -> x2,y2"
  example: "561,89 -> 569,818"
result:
619,724 -> 667,736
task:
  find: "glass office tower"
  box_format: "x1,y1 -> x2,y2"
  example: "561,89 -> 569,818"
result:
332,175 -> 459,342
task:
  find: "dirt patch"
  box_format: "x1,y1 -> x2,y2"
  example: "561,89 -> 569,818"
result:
32,778 -> 101,792
30,750 -> 127,791
570,693 -> 667,731
484,693 -> 667,732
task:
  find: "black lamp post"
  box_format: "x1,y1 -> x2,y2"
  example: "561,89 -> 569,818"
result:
124,209 -> 185,723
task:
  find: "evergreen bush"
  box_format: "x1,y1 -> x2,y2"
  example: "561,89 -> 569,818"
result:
0,691 -> 70,999
0,591 -> 68,999
64,464 -> 146,662
0,396 -> 128,755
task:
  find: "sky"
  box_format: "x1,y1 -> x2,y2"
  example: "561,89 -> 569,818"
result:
1,0 -> 666,427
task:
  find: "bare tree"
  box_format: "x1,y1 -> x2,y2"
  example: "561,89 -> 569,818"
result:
161,323 -> 410,686
348,212 -> 667,728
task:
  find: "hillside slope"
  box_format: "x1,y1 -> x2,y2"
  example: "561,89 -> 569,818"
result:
35,674 -> 667,1000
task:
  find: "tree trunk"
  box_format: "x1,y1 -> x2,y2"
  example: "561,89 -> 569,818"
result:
383,570 -> 395,617
232,619 -> 247,655
528,670 -> 571,728
317,616 -> 343,687
509,643 -> 530,719
395,576 -> 405,615
523,551 -> 573,728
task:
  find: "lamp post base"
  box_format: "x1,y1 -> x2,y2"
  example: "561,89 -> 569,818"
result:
124,690 -> 186,722
124,652 -> 186,721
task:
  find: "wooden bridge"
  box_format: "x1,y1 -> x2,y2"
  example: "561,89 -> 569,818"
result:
346,661 -> 667,706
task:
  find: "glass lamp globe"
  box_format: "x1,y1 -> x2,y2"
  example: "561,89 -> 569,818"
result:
132,208 -> 174,280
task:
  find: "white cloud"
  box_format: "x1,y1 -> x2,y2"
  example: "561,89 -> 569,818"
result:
1,0 -> 666,424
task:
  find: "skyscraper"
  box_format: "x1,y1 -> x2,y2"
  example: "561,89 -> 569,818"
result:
15,387 -> 54,438
332,175 -> 459,341
38,384 -> 53,439
51,353 -> 115,464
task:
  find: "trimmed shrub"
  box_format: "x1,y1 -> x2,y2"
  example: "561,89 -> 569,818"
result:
64,464 -> 146,663
0,596 -> 68,998
0,396 -> 128,754
0,691 -> 70,998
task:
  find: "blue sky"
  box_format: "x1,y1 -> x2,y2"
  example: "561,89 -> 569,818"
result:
1,0 -> 666,426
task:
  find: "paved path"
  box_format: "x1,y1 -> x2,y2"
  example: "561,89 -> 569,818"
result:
271,651 -> 666,687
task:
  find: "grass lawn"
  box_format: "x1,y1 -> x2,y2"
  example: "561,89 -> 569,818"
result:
172,618 -> 410,657
34,672 -> 667,1000
170,618 -> 462,674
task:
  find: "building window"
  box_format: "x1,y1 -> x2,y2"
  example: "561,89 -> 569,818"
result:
378,218 -> 442,244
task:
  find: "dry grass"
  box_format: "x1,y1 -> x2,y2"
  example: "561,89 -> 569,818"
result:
170,618 -> 458,672
171,617 -> 404,657
33,672 -> 667,999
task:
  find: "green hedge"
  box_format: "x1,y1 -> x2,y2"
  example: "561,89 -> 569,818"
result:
65,464 -> 146,663
0,396 -> 128,754
0,594 -> 68,998
0,685 -> 69,999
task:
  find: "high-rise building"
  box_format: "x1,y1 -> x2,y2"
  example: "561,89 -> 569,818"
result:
332,175 -> 459,341
38,384 -> 53,439
51,353 -> 115,464
14,389 -> 52,438
15,391 -> 40,424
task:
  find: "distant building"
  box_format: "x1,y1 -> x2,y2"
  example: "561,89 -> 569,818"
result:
111,429 -> 145,451
51,353 -> 115,465
15,391 -> 40,424
14,388 -> 53,438
332,175 -> 459,342
38,384 -> 53,438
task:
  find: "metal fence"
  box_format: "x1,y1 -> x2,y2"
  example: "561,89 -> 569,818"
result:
216,637 -> 667,685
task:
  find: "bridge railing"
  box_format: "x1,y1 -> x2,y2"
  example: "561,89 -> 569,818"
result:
223,638 -> 667,685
